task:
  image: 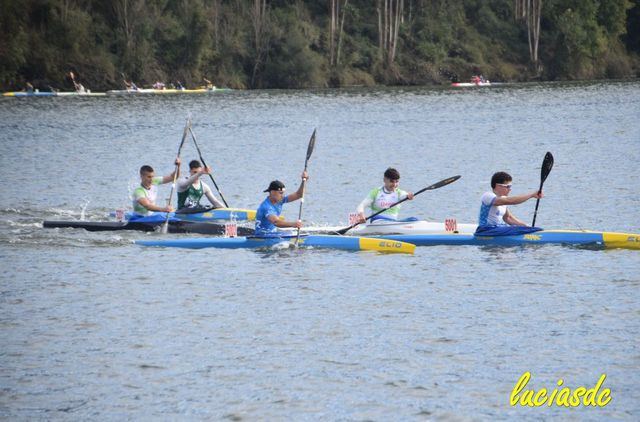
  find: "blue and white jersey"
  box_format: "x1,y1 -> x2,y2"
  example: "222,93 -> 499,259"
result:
255,195 -> 289,235
478,191 -> 507,226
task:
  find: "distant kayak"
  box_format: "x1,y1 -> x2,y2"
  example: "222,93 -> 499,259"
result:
56,92 -> 106,97
105,88 -> 232,95
451,82 -> 492,87
3,91 -> 57,97
2,91 -> 105,97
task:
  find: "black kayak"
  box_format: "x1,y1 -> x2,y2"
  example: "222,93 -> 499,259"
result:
42,219 -> 255,235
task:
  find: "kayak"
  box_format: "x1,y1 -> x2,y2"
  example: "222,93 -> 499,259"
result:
302,219 -> 477,236
42,219 -> 254,235
55,92 -> 106,97
2,91 -> 57,97
370,230 -> 640,250
451,82 -> 491,87
136,234 -> 416,254
111,208 -> 257,222
105,88 -> 231,95
2,91 -> 105,97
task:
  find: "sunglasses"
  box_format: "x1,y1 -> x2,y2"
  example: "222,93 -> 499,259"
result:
497,183 -> 512,189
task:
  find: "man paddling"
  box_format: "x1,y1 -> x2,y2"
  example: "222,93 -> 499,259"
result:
132,160 -> 181,216
176,160 -> 224,210
356,168 -> 414,223
478,171 -> 542,227
255,172 -> 308,236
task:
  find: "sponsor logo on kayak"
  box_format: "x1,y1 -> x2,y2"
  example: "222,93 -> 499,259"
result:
523,234 -> 542,241
510,372 -> 611,408
378,241 -> 403,249
628,235 -> 639,243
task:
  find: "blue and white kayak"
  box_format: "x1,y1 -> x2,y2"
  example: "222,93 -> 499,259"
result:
371,230 -> 640,250
111,207 -> 257,222
3,91 -> 105,97
136,234 -> 416,254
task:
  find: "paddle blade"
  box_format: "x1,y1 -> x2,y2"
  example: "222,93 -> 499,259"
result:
417,175 -> 461,194
358,237 -> 416,254
540,152 -> 554,186
305,129 -> 316,162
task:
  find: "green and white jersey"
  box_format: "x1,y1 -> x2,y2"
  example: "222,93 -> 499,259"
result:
132,177 -> 163,215
176,175 -> 223,209
357,186 -> 408,219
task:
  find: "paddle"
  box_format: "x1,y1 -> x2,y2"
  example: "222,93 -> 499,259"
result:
294,129 -> 317,247
161,118 -> 192,234
69,71 -> 78,91
334,175 -> 462,235
531,151 -> 554,227
187,126 -> 230,208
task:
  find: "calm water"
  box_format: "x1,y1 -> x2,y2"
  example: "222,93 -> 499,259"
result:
1,81 -> 639,420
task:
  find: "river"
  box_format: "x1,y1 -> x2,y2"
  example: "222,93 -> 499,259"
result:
1,81 -> 638,420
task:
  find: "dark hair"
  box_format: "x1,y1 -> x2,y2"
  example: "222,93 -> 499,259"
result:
189,160 -> 202,169
140,165 -> 154,174
491,172 -> 512,188
384,167 -> 400,180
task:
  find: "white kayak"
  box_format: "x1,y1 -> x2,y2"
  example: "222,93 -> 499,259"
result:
451,82 -> 491,87
298,219 -> 477,236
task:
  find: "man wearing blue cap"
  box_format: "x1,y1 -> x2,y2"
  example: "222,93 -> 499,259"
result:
255,171 -> 308,236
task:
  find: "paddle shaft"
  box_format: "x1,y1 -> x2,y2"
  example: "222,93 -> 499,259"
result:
187,126 -> 230,207
161,119 -> 191,233
295,129 -> 316,246
336,175 -> 461,235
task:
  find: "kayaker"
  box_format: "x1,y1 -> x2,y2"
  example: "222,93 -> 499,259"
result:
478,171 -> 543,227
124,79 -> 138,90
176,160 -> 224,210
203,78 -> 216,90
132,160 -> 181,216
255,172 -> 308,235
356,168 -> 414,223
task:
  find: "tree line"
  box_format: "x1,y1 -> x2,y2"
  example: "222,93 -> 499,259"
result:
1,0 -> 638,91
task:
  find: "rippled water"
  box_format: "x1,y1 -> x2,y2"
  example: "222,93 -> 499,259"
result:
1,81 -> 639,420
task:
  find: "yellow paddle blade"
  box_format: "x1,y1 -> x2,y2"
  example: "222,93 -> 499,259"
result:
358,237 -> 416,254
602,232 -> 640,250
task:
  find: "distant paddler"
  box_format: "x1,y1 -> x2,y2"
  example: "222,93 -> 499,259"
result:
176,160 -> 224,210
356,168 -> 414,223
152,81 -> 166,90
203,78 -> 216,90
68,71 -> 86,93
124,78 -> 138,91
254,172 -> 308,236
132,160 -> 181,216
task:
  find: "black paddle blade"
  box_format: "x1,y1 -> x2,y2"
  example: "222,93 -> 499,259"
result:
306,129 -> 317,161
540,152 -> 554,184
419,175 -> 462,194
